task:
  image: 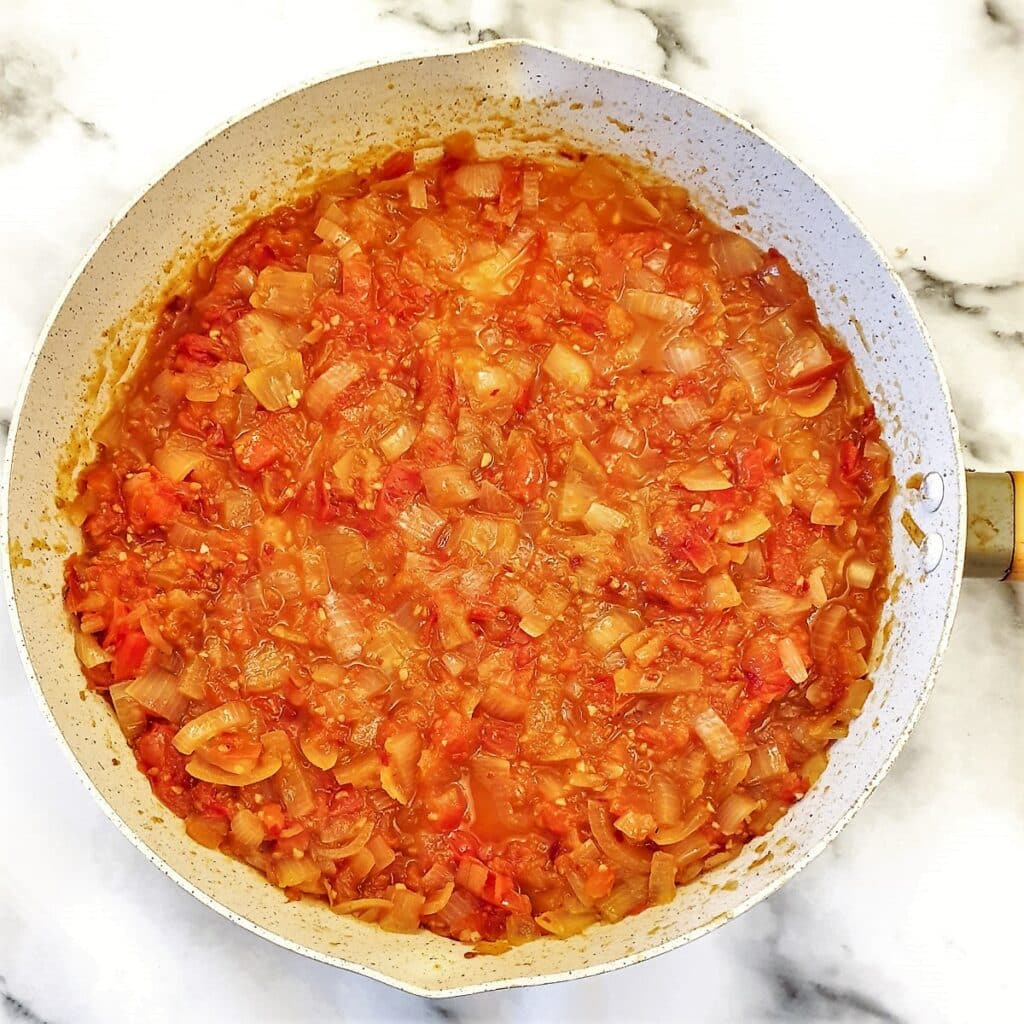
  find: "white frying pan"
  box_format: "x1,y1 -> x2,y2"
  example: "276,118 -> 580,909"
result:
3,40 -> 1020,998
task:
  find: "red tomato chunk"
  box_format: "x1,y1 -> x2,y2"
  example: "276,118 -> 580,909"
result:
63,137 -> 892,948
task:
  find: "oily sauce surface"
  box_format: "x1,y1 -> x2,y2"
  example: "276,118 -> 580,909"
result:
64,137 -> 892,945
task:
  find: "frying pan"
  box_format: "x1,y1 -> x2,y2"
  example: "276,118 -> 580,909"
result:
2,40 -> 1020,998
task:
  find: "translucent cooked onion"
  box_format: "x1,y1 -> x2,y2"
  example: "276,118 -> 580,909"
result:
378,418 -> 419,462
381,728 -> 422,806
582,502 -> 630,535
704,573 -> 742,610
127,668 -> 188,723
663,339 -> 708,374
244,351 -> 305,412
715,792 -> 758,834
333,753 -> 382,788
811,602 -> 848,663
846,557 -> 877,589
450,162 -> 503,199
479,685 -> 529,721
421,464 -> 480,508
790,378 -> 838,418
173,701 -> 252,755
186,751 -> 282,786
305,361 -> 364,419
667,395 -> 708,432
648,851 -> 677,905
542,342 -> 594,394
676,463 -> 733,492
407,176 -> 428,210
75,630 -> 111,668
152,437 -> 207,482
718,510 -> 771,543
710,232 -> 761,279
109,682 -> 148,742
584,608 -> 639,657
621,288 -> 698,324
776,329 -> 832,385
249,267 -> 316,318
692,707 -> 740,762
745,585 -> 812,623
522,169 -> 540,210
746,743 -> 788,782
535,909 -> 598,938
230,808 -> 266,849
587,800 -> 652,874
777,636 -> 809,683
725,347 -> 770,404
381,886 -> 426,934
422,881 -> 456,916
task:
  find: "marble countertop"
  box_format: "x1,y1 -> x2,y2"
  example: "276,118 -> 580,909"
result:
2,1 -> 1022,1021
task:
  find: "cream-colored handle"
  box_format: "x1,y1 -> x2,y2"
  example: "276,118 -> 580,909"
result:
964,471 -> 1024,580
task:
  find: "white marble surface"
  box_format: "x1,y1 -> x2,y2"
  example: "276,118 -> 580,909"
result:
1,0 -> 1022,1020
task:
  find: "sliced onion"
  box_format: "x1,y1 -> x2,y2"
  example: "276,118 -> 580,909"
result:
664,339 -> 708,374
542,342 -> 594,394
378,418 -> 419,462
790,378 -> 838,418
109,682 -> 148,742
305,361 -> 364,419
381,886 -> 426,934
127,668 -> 188,723
810,490 -> 843,526
621,288 -> 698,324
583,609 -> 639,657
710,232 -> 761,278
381,728 -> 422,805
846,558 -> 877,589
582,502 -> 630,535
186,751 -> 282,786
173,701 -> 252,755
479,685 -> 529,721
249,267 -> 316,318
75,630 -> 111,668
152,438 -> 207,482
715,792 -> 758,834
535,909 -> 598,938
450,162 -> 502,199
704,573 -> 741,610
667,395 -> 708,432
244,351 -> 305,412
421,464 -> 480,508
776,329 -> 832,385
811,603 -> 847,663
745,743 -> 788,783
648,851 -> 677,905
230,808 -> 266,849
676,463 -> 733,492
718,510 -> 771,544
725,346 -> 770,404
407,176 -> 428,209
745,585 -> 812,623
422,880 -> 456,916
692,707 -> 740,762
522,169 -> 540,210
777,637 -> 809,683
587,800 -> 653,873
807,565 -> 828,607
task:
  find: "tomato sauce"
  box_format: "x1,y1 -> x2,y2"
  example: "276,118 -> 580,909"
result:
64,136 -> 892,946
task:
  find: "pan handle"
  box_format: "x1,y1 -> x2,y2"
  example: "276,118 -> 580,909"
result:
964,471 -> 1024,580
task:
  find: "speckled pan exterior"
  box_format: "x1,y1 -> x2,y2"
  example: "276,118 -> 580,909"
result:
1,40 -> 964,998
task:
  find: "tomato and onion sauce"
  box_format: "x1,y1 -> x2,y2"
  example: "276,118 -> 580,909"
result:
64,136 -> 892,946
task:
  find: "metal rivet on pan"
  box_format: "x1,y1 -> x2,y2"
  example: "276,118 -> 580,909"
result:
923,532 -> 944,573
921,472 -> 944,512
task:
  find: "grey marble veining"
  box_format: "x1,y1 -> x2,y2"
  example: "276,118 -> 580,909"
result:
1,1 -> 1022,1021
